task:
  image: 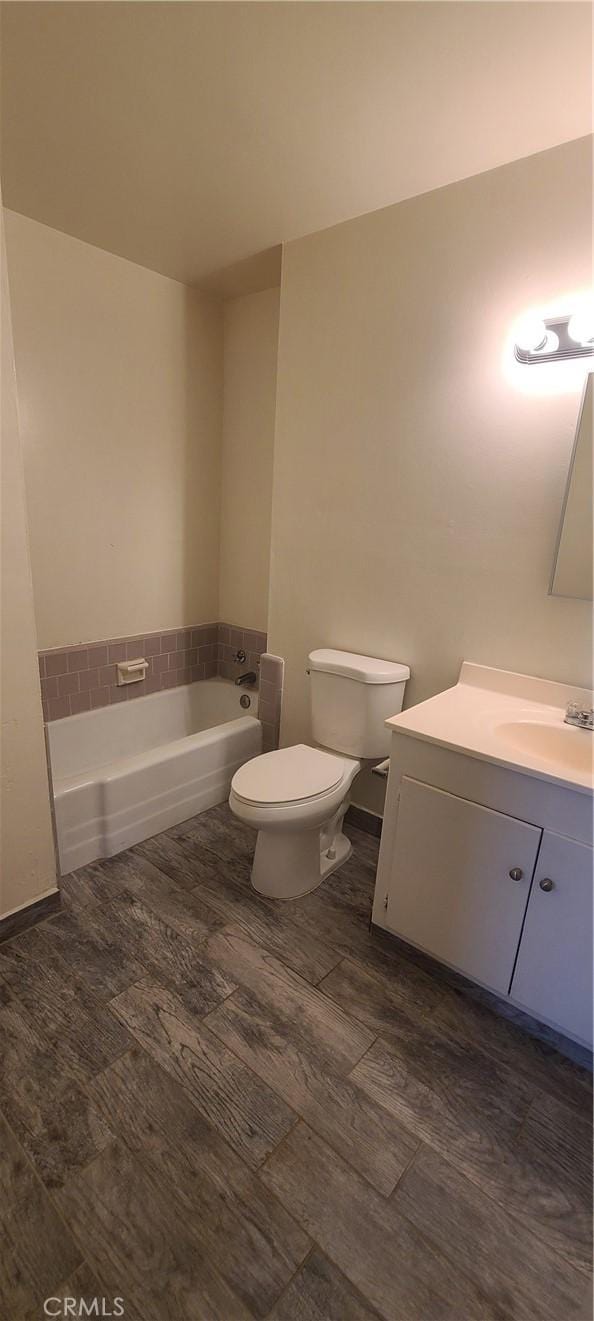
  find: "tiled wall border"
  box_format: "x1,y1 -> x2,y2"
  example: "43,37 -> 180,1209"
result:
38,621 -> 268,723
216,622 -> 269,681
259,653 -> 284,752
39,623 -> 219,721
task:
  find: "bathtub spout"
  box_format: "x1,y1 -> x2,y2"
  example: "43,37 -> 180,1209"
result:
235,671 -> 258,686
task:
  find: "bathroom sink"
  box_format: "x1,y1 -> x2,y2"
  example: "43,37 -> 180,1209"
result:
385,662 -> 594,793
496,720 -> 593,776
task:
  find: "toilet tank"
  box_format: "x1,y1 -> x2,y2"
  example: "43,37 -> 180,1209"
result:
309,649 -> 410,759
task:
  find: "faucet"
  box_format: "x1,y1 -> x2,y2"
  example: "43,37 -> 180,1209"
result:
235,671 -> 258,687
564,700 -> 594,730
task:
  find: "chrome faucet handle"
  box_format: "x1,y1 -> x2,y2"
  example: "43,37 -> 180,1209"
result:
564,700 -> 594,730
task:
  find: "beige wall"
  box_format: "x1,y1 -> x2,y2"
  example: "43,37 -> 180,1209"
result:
5,211 -> 223,650
219,287 -> 279,630
268,137 -> 593,813
1,210 -> 56,916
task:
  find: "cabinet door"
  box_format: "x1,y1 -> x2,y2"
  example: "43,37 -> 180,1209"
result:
511,832 -> 593,1047
385,777 -> 541,993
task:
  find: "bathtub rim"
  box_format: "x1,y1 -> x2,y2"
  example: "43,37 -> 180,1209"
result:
46,673 -> 259,731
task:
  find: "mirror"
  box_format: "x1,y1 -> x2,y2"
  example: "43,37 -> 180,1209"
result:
550,373 -> 593,601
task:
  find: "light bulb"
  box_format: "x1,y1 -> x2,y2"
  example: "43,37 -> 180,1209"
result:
533,328 -> 559,354
568,308 -> 594,346
515,316 -> 547,353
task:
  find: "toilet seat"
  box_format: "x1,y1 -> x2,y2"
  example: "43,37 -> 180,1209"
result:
231,743 -> 346,807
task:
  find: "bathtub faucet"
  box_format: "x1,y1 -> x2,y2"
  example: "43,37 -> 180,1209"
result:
235,671 -> 258,687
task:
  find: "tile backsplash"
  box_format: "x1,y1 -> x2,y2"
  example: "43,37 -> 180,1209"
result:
39,621 -> 268,722
217,622 -> 269,681
259,653 -> 284,752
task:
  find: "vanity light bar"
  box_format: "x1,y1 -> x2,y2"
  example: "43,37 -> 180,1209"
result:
514,315 -> 594,365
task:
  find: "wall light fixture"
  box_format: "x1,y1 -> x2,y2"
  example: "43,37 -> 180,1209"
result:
515,312 -> 594,364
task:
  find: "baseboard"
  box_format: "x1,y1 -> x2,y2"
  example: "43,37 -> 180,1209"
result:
0,890 -> 61,944
346,804 -> 383,838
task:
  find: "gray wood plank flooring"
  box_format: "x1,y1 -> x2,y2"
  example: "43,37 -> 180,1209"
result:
55,1139 -> 255,1321
0,1112 -> 83,1317
0,804 -> 591,1320
267,1248 -> 381,1320
203,926 -> 374,1071
260,1123 -> 499,1321
394,1143 -> 592,1321
86,1046 -> 309,1317
21,1263 -> 138,1321
351,1035 -> 592,1274
0,994 -> 115,1189
0,924 -> 132,1077
205,979 -> 419,1194
192,866 -> 341,984
110,976 -> 296,1167
1,1184 -> 82,1318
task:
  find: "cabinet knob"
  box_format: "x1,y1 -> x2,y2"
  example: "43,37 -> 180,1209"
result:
539,877 -> 554,893
509,867 -> 523,881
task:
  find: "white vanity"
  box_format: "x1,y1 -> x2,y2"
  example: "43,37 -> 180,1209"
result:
372,663 -> 593,1048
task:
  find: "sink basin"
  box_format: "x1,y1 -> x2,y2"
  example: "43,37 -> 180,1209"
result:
497,720 -> 593,775
387,662 -> 594,791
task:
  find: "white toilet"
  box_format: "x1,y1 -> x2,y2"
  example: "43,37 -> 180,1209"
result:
229,648 -> 409,899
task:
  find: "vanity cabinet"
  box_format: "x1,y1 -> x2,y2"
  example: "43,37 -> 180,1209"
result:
374,719 -> 593,1047
511,832 -> 593,1045
384,777 -> 541,994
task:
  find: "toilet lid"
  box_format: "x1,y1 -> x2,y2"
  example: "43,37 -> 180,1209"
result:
232,744 -> 345,805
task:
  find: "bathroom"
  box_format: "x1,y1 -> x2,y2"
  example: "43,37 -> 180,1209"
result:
0,3 -> 592,1318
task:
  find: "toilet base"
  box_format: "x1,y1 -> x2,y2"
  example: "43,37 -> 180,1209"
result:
251,826 -> 352,900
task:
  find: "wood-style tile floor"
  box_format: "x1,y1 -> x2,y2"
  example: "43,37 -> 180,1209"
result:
1,804 -> 592,1320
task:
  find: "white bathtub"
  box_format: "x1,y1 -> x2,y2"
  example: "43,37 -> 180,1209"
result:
48,678 -> 261,875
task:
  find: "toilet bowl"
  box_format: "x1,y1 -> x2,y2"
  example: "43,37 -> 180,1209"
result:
230,743 -> 361,898
229,648 -> 410,900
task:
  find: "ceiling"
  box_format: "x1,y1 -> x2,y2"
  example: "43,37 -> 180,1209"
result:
1,2 -> 592,289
